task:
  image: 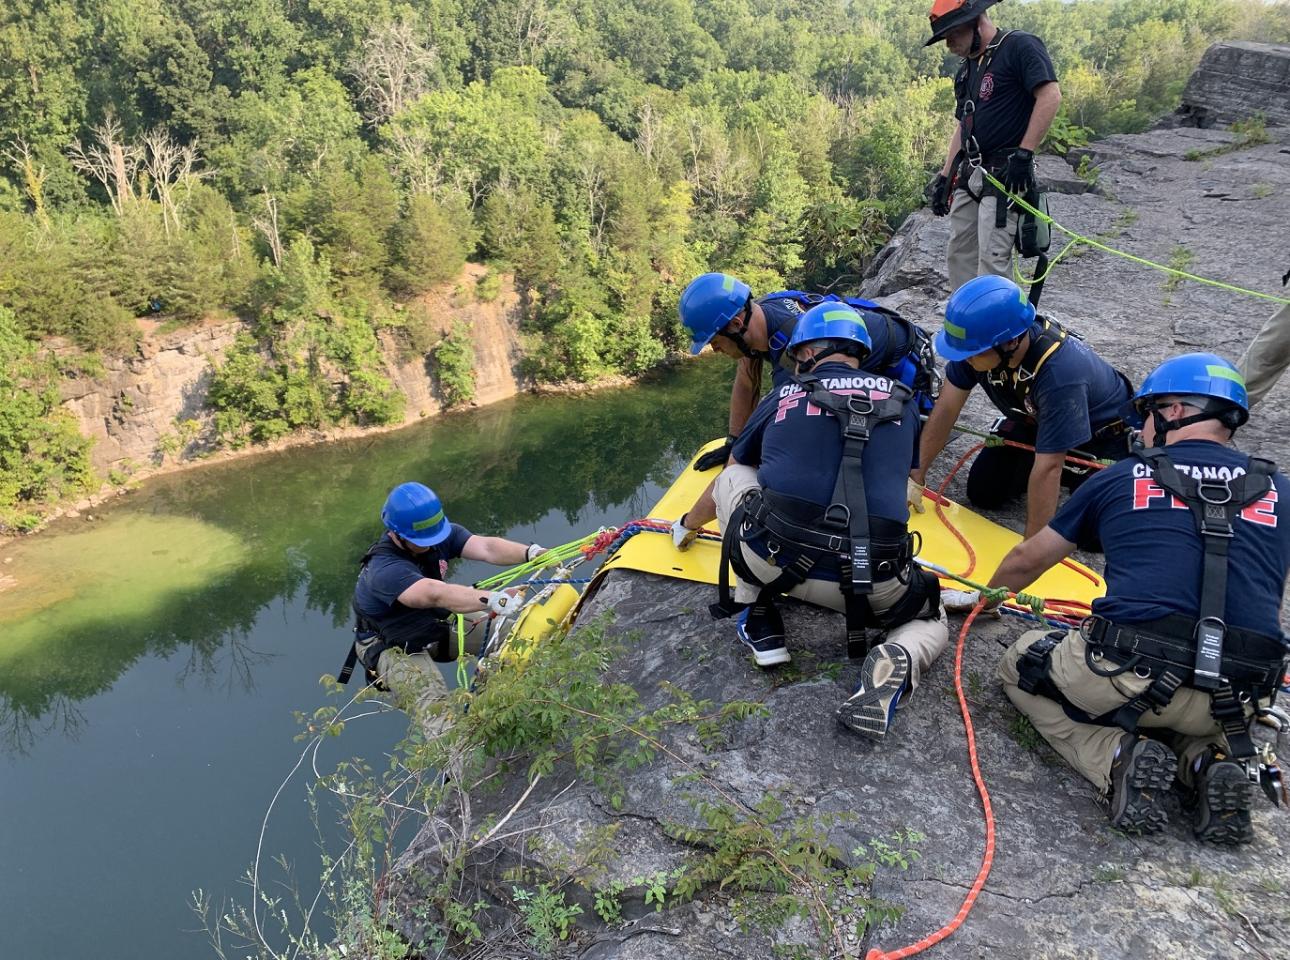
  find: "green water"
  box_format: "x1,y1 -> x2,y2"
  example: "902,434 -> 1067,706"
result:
0,358 -> 732,959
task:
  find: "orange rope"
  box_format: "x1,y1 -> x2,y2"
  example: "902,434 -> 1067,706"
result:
864,601 -> 996,960
932,442 -> 984,579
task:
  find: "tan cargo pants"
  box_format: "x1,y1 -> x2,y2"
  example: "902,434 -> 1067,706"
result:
1238,300 -> 1290,407
998,627 -> 1253,791
713,465 -> 949,688
357,612 -> 490,738
947,166 -> 1020,293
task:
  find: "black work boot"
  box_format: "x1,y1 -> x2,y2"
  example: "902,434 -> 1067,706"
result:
1107,734 -> 1176,834
1190,753 -> 1255,845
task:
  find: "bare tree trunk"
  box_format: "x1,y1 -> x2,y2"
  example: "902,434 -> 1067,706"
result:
3,137 -> 49,224
251,191 -> 284,267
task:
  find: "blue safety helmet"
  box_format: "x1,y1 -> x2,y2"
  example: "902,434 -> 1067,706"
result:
787,303 -> 873,363
381,482 -> 451,547
1124,353 -> 1250,431
678,272 -> 751,355
934,275 -> 1036,361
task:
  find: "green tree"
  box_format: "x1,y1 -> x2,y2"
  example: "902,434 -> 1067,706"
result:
0,307 -> 94,530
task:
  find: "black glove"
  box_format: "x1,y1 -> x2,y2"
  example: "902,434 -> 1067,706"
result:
694,436 -> 735,472
925,173 -> 951,217
1002,148 -> 1036,197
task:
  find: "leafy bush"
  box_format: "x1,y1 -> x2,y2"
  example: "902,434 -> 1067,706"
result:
0,308 -> 94,530
433,320 -> 476,407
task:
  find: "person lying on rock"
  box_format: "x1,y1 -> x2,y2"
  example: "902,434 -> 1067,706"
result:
986,354 -> 1289,843
342,482 -> 544,735
911,275 -> 1134,541
669,272 -> 938,547
681,302 -> 949,740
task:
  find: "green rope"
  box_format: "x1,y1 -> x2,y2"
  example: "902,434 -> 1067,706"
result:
473,531 -> 602,589
982,171 -> 1290,306
920,560 -> 1054,621
455,613 -> 468,687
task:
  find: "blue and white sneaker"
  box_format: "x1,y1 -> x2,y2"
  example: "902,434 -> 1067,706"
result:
735,606 -> 790,667
836,643 -> 910,740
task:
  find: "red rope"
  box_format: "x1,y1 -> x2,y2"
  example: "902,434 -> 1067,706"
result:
865,601 -> 996,960
932,442 -> 984,579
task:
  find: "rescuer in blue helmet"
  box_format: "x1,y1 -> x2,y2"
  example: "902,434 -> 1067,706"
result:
987,353 -> 1288,844
912,275 -> 1133,541
343,482 -> 548,727
673,272 -> 940,543
699,303 -> 949,742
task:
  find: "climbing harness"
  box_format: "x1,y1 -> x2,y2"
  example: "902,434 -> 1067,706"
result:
711,374 -> 939,659
954,30 -> 1016,187
982,171 -> 1290,307
339,538 -> 456,687
1015,448 -> 1286,763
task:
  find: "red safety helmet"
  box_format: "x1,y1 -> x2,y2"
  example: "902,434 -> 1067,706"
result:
925,0 -> 1002,46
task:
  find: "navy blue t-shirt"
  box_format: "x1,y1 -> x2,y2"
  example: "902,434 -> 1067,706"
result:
733,361 -> 920,518
954,31 -> 1058,157
353,525 -> 474,639
944,326 -> 1128,453
759,294 -> 896,388
1049,441 -> 1290,637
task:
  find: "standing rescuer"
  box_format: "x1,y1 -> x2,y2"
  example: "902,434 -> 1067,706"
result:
693,303 -> 948,741
343,482 -> 545,733
912,275 -> 1133,539
986,354 -> 1290,843
924,0 -> 1062,292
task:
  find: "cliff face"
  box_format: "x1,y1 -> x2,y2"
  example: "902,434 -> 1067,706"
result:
56,263 -> 526,477
1178,41 -> 1290,128
383,47 -> 1290,960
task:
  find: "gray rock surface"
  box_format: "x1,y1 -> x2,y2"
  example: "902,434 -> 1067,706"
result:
389,111 -> 1290,960
1178,42 -> 1290,128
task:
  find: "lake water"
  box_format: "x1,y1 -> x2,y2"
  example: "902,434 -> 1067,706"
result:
0,358 -> 731,959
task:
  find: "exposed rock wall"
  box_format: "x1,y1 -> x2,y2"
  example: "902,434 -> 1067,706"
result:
58,264 -> 526,476
1178,42 -> 1290,128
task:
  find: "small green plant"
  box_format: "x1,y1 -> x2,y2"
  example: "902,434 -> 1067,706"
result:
1251,182 -> 1273,199
1042,109 -> 1092,157
1093,864 -> 1124,882
592,881 -> 625,924
1162,245 -> 1196,300
476,270 -> 502,303
433,320 -> 476,408
512,883 -> 583,953
1008,713 -> 1044,751
1113,208 -> 1139,230
1075,154 -> 1099,187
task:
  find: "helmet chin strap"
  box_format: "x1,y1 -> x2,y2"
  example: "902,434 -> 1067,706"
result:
725,328 -> 769,362
720,303 -> 770,362
1147,405 -> 1228,447
968,24 -> 982,56
990,336 -> 1023,375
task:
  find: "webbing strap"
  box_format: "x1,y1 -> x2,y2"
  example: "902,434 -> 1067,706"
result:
1136,449 -> 1274,691
984,317 -> 1066,415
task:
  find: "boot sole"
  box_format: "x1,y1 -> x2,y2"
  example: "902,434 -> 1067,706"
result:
1110,740 -> 1176,834
836,646 -> 910,740
1194,762 -> 1255,845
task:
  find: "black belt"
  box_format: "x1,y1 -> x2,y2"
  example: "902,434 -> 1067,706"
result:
1086,615 -> 1285,695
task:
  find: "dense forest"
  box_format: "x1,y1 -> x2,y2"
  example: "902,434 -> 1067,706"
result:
2,0 -> 1289,529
